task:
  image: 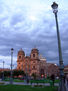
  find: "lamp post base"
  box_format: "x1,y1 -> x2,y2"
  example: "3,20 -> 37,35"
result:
10,78 -> 13,84
59,65 -> 66,91
59,82 -> 66,91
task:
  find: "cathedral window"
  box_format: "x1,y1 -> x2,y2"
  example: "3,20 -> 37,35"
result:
19,56 -> 21,59
33,54 -> 35,57
33,61 -> 35,63
19,67 -> 20,69
33,66 -> 36,69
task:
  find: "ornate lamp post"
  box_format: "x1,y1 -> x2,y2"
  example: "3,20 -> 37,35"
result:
10,48 -> 14,84
51,2 -> 66,91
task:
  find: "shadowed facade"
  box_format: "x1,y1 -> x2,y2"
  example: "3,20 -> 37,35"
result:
17,48 -> 59,77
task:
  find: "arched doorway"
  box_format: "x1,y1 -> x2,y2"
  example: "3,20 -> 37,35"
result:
40,69 -> 45,78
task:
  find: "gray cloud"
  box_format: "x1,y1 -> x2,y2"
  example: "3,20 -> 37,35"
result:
0,0 -> 68,68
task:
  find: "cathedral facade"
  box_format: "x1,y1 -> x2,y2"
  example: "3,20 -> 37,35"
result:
17,48 -> 47,77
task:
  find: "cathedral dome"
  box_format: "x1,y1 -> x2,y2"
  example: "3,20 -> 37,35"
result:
31,48 -> 39,54
18,49 -> 25,56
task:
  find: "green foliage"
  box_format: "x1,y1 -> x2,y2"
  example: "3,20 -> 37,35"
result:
46,76 -> 50,79
4,71 -> 10,77
30,79 -> 59,84
0,72 -> 2,78
0,85 -> 58,91
13,70 -> 25,77
13,79 -> 24,82
1,70 -> 25,78
0,71 -> 10,78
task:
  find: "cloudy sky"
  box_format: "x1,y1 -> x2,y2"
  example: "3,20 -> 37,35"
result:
0,0 -> 68,68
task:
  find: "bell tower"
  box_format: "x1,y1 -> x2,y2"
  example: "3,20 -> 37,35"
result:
17,49 -> 25,70
30,48 -> 39,59
30,48 -> 40,76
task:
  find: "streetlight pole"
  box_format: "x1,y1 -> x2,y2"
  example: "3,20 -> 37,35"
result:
2,61 -> 5,81
51,2 -> 66,91
10,48 -> 14,84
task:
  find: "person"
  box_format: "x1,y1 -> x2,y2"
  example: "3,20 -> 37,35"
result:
63,75 -> 65,84
27,78 -> 29,84
66,74 -> 68,86
50,74 -> 55,86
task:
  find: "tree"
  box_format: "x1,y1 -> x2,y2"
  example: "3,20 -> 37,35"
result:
4,71 -> 10,77
13,70 -> 25,77
0,72 -> 2,78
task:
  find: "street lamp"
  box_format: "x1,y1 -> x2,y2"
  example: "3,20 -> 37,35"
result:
51,2 -> 66,91
2,61 -> 5,80
10,48 -> 14,84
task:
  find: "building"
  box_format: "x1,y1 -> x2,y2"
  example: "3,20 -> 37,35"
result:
47,63 -> 59,76
17,48 -> 59,77
17,48 -> 47,77
64,65 -> 68,75
0,68 -> 10,72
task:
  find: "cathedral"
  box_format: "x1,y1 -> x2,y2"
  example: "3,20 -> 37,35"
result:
17,48 -> 47,77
